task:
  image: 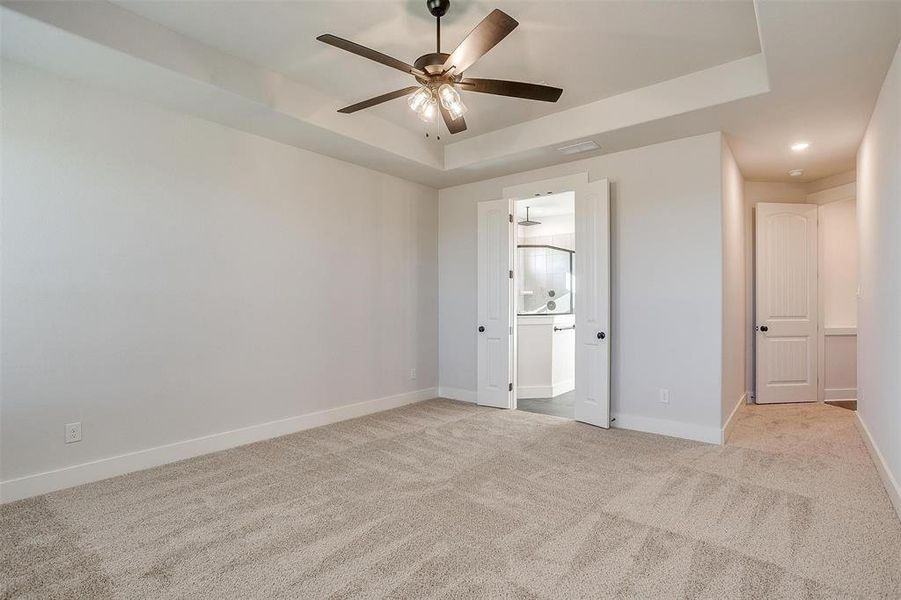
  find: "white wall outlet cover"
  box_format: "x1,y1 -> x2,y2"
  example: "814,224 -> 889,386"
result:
659,389 -> 670,404
410,368 -> 417,380
65,422 -> 82,444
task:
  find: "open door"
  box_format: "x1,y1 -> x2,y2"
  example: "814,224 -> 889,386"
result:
574,179 -> 611,427
477,199 -> 514,408
755,203 -> 818,403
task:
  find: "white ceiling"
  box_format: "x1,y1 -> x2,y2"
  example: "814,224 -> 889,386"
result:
2,1 -> 900,186
515,192 -> 574,219
717,0 -> 901,182
113,0 -> 762,141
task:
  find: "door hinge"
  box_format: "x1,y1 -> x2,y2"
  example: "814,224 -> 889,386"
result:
509,213 -> 513,223
509,270 -> 513,279
509,382 -> 513,392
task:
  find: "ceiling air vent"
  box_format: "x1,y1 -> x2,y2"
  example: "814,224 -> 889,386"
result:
557,140 -> 600,155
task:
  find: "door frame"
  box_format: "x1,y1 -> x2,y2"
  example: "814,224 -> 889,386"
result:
501,173 -> 603,416
751,193 -> 857,404
813,187 -> 857,404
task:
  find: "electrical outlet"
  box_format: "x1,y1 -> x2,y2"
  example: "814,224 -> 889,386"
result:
659,389 -> 670,404
409,368 -> 417,380
65,422 -> 82,444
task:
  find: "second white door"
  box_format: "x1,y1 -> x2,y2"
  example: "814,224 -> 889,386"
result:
755,202 -> 818,403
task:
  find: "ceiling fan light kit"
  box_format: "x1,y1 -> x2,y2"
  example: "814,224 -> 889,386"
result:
317,0 -> 563,135
438,84 -> 468,119
408,86 -> 433,112
418,98 -> 439,122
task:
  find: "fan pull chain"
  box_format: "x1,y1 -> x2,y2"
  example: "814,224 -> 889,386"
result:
424,117 -> 440,141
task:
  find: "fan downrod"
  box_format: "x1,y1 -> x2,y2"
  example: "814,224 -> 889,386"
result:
426,0 -> 450,18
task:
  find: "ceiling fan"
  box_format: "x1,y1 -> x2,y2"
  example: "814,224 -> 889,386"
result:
316,0 -> 563,135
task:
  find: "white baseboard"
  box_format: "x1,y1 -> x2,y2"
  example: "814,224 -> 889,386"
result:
824,387 -> 857,401
0,387 -> 438,504
517,386 -> 551,399
553,379 -> 575,397
612,413 -> 721,445
721,392 -> 747,444
438,386 -> 476,403
516,379 -> 575,399
854,412 -> 901,522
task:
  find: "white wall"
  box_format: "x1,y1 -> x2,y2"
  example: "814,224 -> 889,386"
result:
819,196 -> 858,402
823,334 -> 856,399
518,214 -> 576,243
806,170 -> 857,194
744,181 -> 809,205
856,41 -> 901,516
439,132 -> 726,442
721,139 -> 746,428
0,62 -> 439,497
819,198 -> 858,329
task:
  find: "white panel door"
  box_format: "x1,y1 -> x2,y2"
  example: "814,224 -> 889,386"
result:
477,199 -> 514,409
574,179 -> 611,427
756,203 -> 818,403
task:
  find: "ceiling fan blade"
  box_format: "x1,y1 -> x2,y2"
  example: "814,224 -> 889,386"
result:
317,34 -> 425,77
440,103 -> 467,134
459,78 -> 563,102
337,86 -> 421,114
442,9 -> 518,75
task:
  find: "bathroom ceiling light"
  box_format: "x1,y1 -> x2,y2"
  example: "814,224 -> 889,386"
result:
789,169 -> 804,177
791,142 -> 810,151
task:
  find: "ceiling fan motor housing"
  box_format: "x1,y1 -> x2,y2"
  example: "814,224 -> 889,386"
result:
427,0 -> 450,18
414,52 -> 454,78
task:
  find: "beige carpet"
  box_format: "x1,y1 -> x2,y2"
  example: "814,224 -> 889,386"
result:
2,399 -> 900,599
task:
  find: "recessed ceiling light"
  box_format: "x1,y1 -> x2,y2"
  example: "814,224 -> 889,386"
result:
789,169 -> 804,177
791,142 -> 810,151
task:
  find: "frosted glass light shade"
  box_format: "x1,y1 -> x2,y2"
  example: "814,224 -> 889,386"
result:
408,86 -> 432,112
419,98 -> 438,122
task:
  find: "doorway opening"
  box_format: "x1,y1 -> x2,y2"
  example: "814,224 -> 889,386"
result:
752,187 -> 857,409
514,192 -> 576,418
476,173 -> 610,428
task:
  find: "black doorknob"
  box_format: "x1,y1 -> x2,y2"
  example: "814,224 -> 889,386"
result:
597,332 -> 606,340
478,326 -> 485,333
760,325 -> 768,332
